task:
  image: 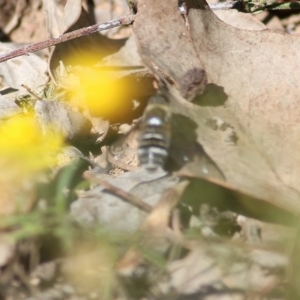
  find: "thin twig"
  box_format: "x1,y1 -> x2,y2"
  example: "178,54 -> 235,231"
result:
84,172 -> 152,213
0,14 -> 135,63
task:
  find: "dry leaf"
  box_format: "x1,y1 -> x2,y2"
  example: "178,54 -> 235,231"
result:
48,0 -> 125,82
133,1 -> 207,100
214,10 -> 266,30
35,100 -> 92,140
133,0 -> 300,215
0,43 -> 48,92
141,180 -> 189,232
42,0 -> 65,37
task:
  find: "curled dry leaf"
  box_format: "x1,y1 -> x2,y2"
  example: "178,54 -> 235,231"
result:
0,43 -> 48,92
42,0 -> 65,37
48,0 -> 126,82
133,0 -> 300,215
141,180 -> 189,232
133,0 -> 207,100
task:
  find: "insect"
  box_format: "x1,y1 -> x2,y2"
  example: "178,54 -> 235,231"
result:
137,93 -> 172,170
107,88 -> 224,180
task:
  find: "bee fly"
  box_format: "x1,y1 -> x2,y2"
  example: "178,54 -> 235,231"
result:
137,93 -> 172,171
108,89 -> 224,179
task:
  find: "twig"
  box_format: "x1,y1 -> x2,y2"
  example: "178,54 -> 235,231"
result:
0,14 -> 135,63
84,172 -> 152,213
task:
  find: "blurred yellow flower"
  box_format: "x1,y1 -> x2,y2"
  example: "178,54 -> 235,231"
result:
63,66 -> 129,121
0,114 -> 63,180
0,114 -> 64,215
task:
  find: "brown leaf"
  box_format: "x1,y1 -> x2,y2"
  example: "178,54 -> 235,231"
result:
214,10 -> 266,30
133,0 -> 207,100
42,0 -> 65,37
141,180 -> 189,232
133,0 -> 300,215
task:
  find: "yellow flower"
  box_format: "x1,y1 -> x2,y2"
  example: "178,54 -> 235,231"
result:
0,114 -> 63,179
63,66 -> 129,121
0,114 -> 64,215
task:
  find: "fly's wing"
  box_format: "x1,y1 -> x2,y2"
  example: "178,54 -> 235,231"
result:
169,113 -> 225,180
107,113 -> 225,179
107,89 -> 224,178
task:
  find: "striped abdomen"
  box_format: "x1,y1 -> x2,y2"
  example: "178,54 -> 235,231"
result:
137,95 -> 171,171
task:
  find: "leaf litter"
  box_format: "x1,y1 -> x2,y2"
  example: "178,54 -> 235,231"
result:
134,0 -> 300,213
0,0 -> 300,299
